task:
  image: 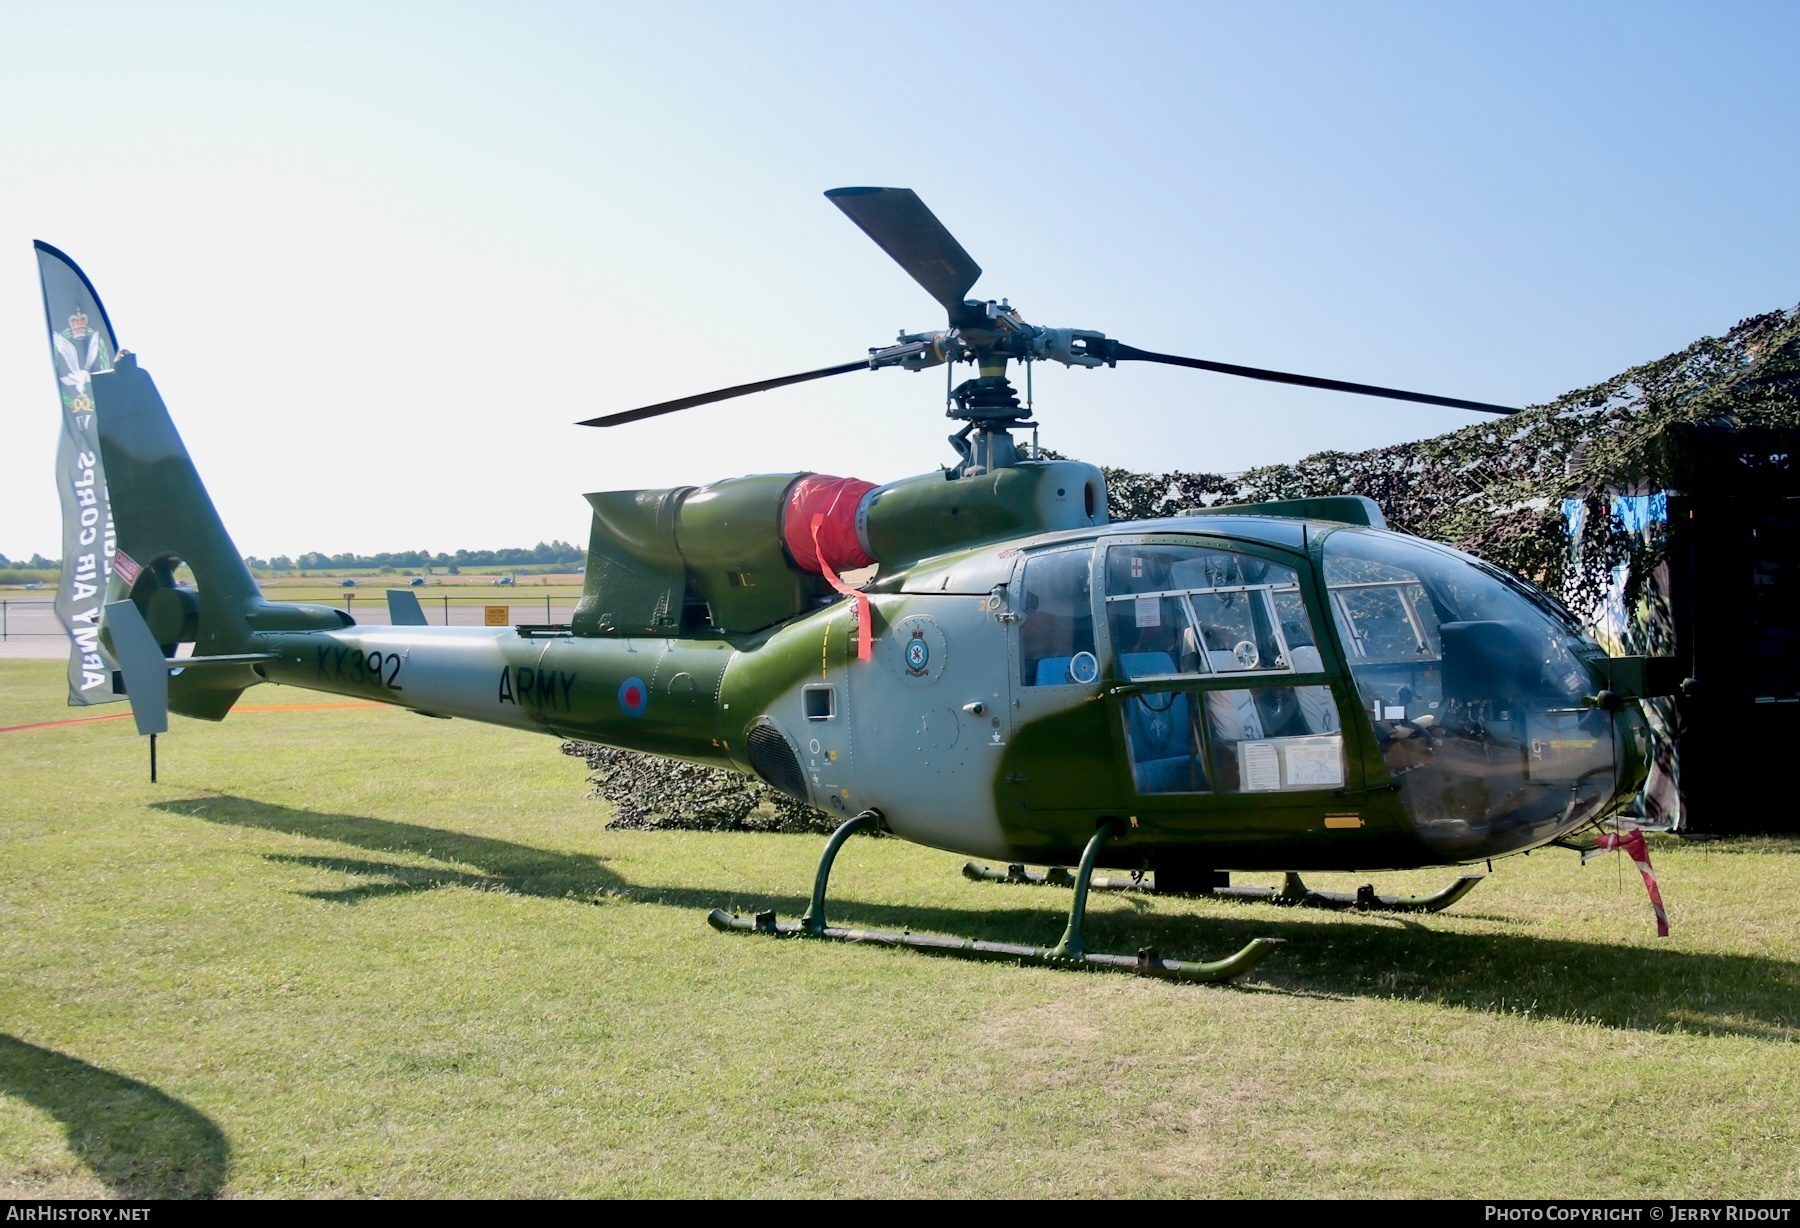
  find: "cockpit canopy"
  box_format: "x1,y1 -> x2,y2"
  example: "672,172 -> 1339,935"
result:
1010,519 -> 1622,859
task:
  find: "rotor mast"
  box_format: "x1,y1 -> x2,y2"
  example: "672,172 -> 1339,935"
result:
943,299 -> 1032,478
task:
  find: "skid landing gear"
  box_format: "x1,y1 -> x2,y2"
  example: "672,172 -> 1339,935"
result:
710,813 -> 1281,983
962,863 -> 1483,915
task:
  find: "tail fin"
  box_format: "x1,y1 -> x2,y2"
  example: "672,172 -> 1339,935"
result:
94,353 -> 261,654
92,352 -> 347,720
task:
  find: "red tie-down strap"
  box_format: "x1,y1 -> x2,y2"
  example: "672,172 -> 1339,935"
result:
786,474 -> 878,662
1583,828 -> 1670,937
812,513 -> 871,661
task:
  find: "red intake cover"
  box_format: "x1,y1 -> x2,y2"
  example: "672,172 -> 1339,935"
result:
783,473 -> 877,574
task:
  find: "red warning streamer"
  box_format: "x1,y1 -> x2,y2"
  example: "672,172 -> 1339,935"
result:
812,513 -> 871,661
1584,828 -> 1670,937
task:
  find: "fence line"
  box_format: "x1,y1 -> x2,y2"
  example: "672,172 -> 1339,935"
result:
348,592 -> 569,625
1,595 -> 576,639
1,600 -> 55,640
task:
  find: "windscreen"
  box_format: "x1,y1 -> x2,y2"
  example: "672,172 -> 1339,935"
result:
1323,529 -> 1618,858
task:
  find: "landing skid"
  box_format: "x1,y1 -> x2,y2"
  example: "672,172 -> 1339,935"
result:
710,813 -> 1282,984
962,864 -> 1484,915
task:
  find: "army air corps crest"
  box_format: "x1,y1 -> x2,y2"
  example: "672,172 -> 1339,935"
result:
904,629 -> 930,675
52,307 -> 113,415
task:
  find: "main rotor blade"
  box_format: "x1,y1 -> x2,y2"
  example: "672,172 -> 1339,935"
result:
826,187 -> 982,319
576,359 -> 871,428
1110,343 -> 1520,415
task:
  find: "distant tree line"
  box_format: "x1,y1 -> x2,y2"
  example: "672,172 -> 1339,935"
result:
0,554 -> 58,570
243,541 -> 584,571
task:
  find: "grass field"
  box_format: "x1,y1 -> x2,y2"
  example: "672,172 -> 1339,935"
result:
1,658 -> 1796,1199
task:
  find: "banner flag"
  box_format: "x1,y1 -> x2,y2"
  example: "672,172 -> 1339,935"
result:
1583,827 -> 1671,937
34,241 -> 124,706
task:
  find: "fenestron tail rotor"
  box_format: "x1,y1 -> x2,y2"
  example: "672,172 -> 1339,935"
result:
577,187 -> 1521,440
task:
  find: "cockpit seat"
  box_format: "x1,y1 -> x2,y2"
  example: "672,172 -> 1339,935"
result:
1288,646 -> 1340,734
1119,651 -> 1204,792
1201,651 -> 1264,745
1440,620 -> 1539,703
1034,657 -> 1074,686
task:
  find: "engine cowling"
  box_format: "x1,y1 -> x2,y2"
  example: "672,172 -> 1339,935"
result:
572,459 -> 1108,636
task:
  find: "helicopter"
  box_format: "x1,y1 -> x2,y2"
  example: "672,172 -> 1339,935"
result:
37,189 -> 1671,984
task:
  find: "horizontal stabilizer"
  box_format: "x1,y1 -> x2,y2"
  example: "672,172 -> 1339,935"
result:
168,653 -> 280,669
104,600 -> 167,735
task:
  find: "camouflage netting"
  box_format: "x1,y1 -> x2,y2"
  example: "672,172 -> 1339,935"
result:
1086,305 -> 1800,620
572,306 -> 1800,830
560,741 -> 839,833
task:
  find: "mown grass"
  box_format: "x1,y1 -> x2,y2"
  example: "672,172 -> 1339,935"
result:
1,658 -> 1795,1198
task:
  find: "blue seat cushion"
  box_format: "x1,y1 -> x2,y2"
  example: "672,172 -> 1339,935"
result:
1135,755 -> 1203,794
1118,651 -> 1176,680
1034,657 -> 1074,686
1125,687 -> 1205,792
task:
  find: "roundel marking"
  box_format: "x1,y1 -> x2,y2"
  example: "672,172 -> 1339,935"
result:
618,676 -> 649,717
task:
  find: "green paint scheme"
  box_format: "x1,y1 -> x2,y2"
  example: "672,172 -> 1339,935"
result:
861,461 -> 1105,569
679,474 -> 833,633
572,476 -> 836,636
572,487 -> 688,636
988,526 -> 1429,871
88,352 -> 1649,883
1188,494 -> 1386,529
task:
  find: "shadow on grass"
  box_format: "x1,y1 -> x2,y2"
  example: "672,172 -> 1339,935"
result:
0,1034 -> 228,1199
154,794 -> 629,904
155,795 -> 1800,1041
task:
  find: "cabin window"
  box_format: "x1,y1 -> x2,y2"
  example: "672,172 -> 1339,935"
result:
1331,580 -> 1437,661
1019,547 -> 1097,686
1119,678 -> 1342,795
1201,686 -> 1344,792
1120,688 -> 1210,794
1103,544 -> 1318,678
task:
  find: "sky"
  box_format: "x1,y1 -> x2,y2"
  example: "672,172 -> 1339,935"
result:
3,1 -> 1797,559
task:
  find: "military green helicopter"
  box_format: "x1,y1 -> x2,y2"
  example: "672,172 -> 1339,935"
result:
40,190 -> 1669,984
